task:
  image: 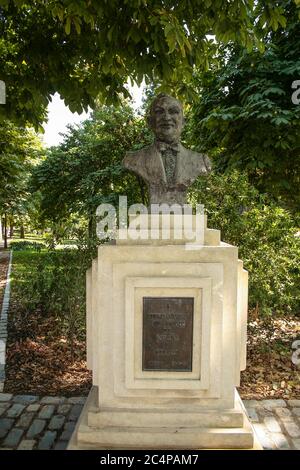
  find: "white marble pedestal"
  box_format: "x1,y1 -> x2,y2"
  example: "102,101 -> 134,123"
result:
69,216 -> 259,449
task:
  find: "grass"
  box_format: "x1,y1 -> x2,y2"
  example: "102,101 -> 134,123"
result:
10,250 -> 47,280
9,232 -> 78,248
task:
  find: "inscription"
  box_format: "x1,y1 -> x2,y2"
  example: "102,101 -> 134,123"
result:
142,297 -> 194,372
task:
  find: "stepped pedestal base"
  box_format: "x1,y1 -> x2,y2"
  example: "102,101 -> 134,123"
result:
68,387 -> 261,450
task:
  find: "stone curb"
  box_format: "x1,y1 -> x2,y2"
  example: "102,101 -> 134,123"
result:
0,251 -> 13,392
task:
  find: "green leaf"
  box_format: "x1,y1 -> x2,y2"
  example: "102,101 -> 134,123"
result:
73,18 -> 81,35
271,117 -> 289,125
65,17 -> 71,35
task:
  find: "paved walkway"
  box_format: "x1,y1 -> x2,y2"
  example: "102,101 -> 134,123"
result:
0,394 -> 299,450
0,394 -> 85,450
243,399 -> 300,450
0,251 -> 12,392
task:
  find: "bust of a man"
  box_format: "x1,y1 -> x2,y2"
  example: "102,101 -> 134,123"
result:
123,93 -> 211,205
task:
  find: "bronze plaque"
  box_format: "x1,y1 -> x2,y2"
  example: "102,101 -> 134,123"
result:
142,297 -> 194,372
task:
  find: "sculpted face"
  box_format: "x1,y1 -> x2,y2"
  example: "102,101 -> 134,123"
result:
149,95 -> 184,144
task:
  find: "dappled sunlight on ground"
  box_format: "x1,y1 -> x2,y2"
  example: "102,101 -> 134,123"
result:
239,317 -> 300,400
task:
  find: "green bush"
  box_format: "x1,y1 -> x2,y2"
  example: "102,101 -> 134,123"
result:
189,171 -> 300,316
11,240 -> 45,252
11,248 -> 91,359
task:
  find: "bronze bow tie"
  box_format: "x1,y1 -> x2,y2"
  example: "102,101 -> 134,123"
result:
156,141 -> 179,154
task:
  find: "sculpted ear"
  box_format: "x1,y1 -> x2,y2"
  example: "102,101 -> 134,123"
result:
147,113 -> 154,130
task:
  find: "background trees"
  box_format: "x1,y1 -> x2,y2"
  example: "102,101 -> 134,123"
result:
31,104 -> 151,240
185,1 -> 300,212
0,120 -> 42,247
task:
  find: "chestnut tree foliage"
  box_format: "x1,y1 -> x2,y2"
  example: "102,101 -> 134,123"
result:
1,0 -> 299,128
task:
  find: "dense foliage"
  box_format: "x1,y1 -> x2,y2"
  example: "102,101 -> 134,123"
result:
0,121 -> 41,205
189,172 -> 300,316
10,240 -> 45,251
186,1 -> 300,211
1,0 -> 299,127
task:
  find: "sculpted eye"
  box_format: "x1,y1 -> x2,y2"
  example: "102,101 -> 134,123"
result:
169,107 -> 180,114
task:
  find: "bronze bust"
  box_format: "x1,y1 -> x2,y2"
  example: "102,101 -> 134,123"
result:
123,93 -> 211,205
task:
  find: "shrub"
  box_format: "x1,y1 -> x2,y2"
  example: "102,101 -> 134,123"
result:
189,171 -> 300,316
11,240 -> 45,252
10,248 -> 91,359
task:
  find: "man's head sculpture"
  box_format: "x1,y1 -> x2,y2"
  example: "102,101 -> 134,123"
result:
147,94 -> 184,145
123,93 -> 211,206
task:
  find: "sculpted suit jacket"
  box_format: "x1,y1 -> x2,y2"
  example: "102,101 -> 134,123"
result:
123,142 -> 211,204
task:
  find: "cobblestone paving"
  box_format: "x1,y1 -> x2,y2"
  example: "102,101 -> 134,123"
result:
0,394 -> 299,450
243,399 -> 300,450
0,394 -> 85,450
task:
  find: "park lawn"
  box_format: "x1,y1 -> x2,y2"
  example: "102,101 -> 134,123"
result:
3,249 -> 300,399
8,232 -> 78,248
12,235 -> 45,244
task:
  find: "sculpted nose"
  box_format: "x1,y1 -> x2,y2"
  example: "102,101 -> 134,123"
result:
163,110 -> 172,120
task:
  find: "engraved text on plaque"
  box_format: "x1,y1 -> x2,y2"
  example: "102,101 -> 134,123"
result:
142,297 -> 194,371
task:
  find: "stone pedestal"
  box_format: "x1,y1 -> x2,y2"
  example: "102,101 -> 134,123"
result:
69,216 -> 259,449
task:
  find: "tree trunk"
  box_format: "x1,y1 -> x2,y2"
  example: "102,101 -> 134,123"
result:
4,213 -> 7,249
20,224 -> 25,239
9,220 -> 14,238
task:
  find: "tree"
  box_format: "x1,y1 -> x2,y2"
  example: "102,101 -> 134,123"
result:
0,120 -> 42,246
0,0 -> 298,128
31,104 -> 152,238
185,1 -> 300,211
